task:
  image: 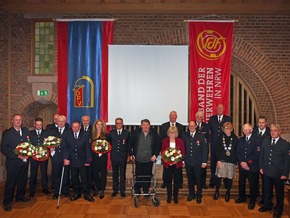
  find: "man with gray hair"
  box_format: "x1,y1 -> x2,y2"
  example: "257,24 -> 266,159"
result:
236,123 -> 260,210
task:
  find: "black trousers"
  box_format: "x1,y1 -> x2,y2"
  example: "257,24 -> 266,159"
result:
238,169 -> 259,201
29,158 -> 48,194
186,164 -> 202,197
134,161 -> 153,194
112,158 -> 127,194
91,154 -> 108,191
210,147 -> 217,186
71,166 -> 89,196
164,165 -> 181,198
51,161 -> 69,195
263,175 -> 285,213
3,159 -> 28,205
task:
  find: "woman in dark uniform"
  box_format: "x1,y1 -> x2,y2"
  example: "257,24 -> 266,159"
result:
213,122 -> 238,202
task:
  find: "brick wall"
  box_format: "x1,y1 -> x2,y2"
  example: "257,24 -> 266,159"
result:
0,11 -> 290,183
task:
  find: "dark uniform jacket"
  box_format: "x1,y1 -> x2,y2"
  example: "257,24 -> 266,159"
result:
236,134 -> 261,172
1,127 -> 30,161
63,130 -> 91,167
108,128 -> 131,161
50,127 -> 70,163
182,131 -> 208,166
160,121 -> 184,139
260,137 -> 290,178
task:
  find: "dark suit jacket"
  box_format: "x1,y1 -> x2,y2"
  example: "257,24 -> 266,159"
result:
252,126 -> 270,142
29,129 -> 50,147
236,134 -> 261,172
80,125 -> 92,136
1,127 -> 30,161
46,123 -> 70,133
208,114 -> 232,148
130,127 -> 161,158
260,137 -> 290,178
195,121 -> 211,143
108,128 -> 131,161
50,127 -> 70,163
160,121 -> 184,139
182,131 -> 208,167
63,130 -> 91,167
161,137 -> 185,169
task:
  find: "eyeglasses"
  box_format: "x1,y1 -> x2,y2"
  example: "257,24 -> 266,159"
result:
115,122 -> 123,125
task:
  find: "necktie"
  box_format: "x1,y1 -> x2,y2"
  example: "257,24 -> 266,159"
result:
259,132 -> 262,136
171,123 -> 174,127
59,128 -> 62,135
191,133 -> 194,138
272,139 -> 276,145
118,130 -> 121,135
37,130 -> 40,136
74,132 -> 78,139
17,130 -> 21,136
246,136 -> 248,142
218,116 -> 221,123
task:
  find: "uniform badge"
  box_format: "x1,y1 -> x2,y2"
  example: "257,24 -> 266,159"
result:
122,139 -> 126,144
257,146 -> 260,152
196,140 -> 200,146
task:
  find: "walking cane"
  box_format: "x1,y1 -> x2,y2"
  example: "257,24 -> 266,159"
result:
56,166 -> 65,209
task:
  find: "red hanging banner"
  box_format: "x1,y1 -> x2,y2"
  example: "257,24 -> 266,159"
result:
189,21 -> 234,122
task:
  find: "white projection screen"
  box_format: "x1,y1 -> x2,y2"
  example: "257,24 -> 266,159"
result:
108,45 -> 188,125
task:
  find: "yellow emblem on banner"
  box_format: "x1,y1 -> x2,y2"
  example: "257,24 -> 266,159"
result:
196,30 -> 226,60
73,76 -> 94,108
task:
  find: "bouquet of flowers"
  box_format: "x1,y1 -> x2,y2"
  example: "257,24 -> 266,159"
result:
15,141 -> 35,162
43,136 -> 62,148
92,139 -> 112,154
32,146 -> 49,161
162,147 -> 183,165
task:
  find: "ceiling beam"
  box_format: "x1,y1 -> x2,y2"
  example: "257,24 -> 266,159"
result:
2,2 -> 290,15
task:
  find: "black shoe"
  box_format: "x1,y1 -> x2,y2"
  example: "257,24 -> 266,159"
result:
161,183 -> 166,188
121,193 -> 126,198
52,194 -> 58,199
186,195 -> 195,202
213,190 -> 219,200
70,194 -> 81,201
84,195 -> 94,202
209,184 -> 215,188
93,189 -> 99,196
15,196 -> 30,202
248,202 -> 255,210
42,190 -> 50,195
196,197 -> 202,204
203,184 -> 208,189
174,198 -> 178,204
63,193 -> 71,198
225,191 -> 230,202
235,197 -> 247,204
111,192 -> 117,197
167,196 -> 172,203
258,206 -> 272,212
3,204 -> 12,212
273,212 -> 282,218
99,191 -> 104,199
29,193 -> 35,198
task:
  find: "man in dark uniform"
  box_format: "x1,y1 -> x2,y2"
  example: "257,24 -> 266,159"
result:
208,103 -> 232,188
259,124 -> 290,218
50,115 -> 71,199
130,119 -> 161,196
195,111 -> 211,189
63,121 -> 94,202
160,111 -> 184,188
182,121 -> 208,204
1,114 -> 30,211
252,115 -> 270,204
80,115 -> 92,135
29,117 -> 50,197
46,113 -> 70,132
108,117 -> 131,198
235,123 -> 261,210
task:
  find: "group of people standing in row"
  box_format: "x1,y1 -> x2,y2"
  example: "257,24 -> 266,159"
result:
1,105 -> 289,218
